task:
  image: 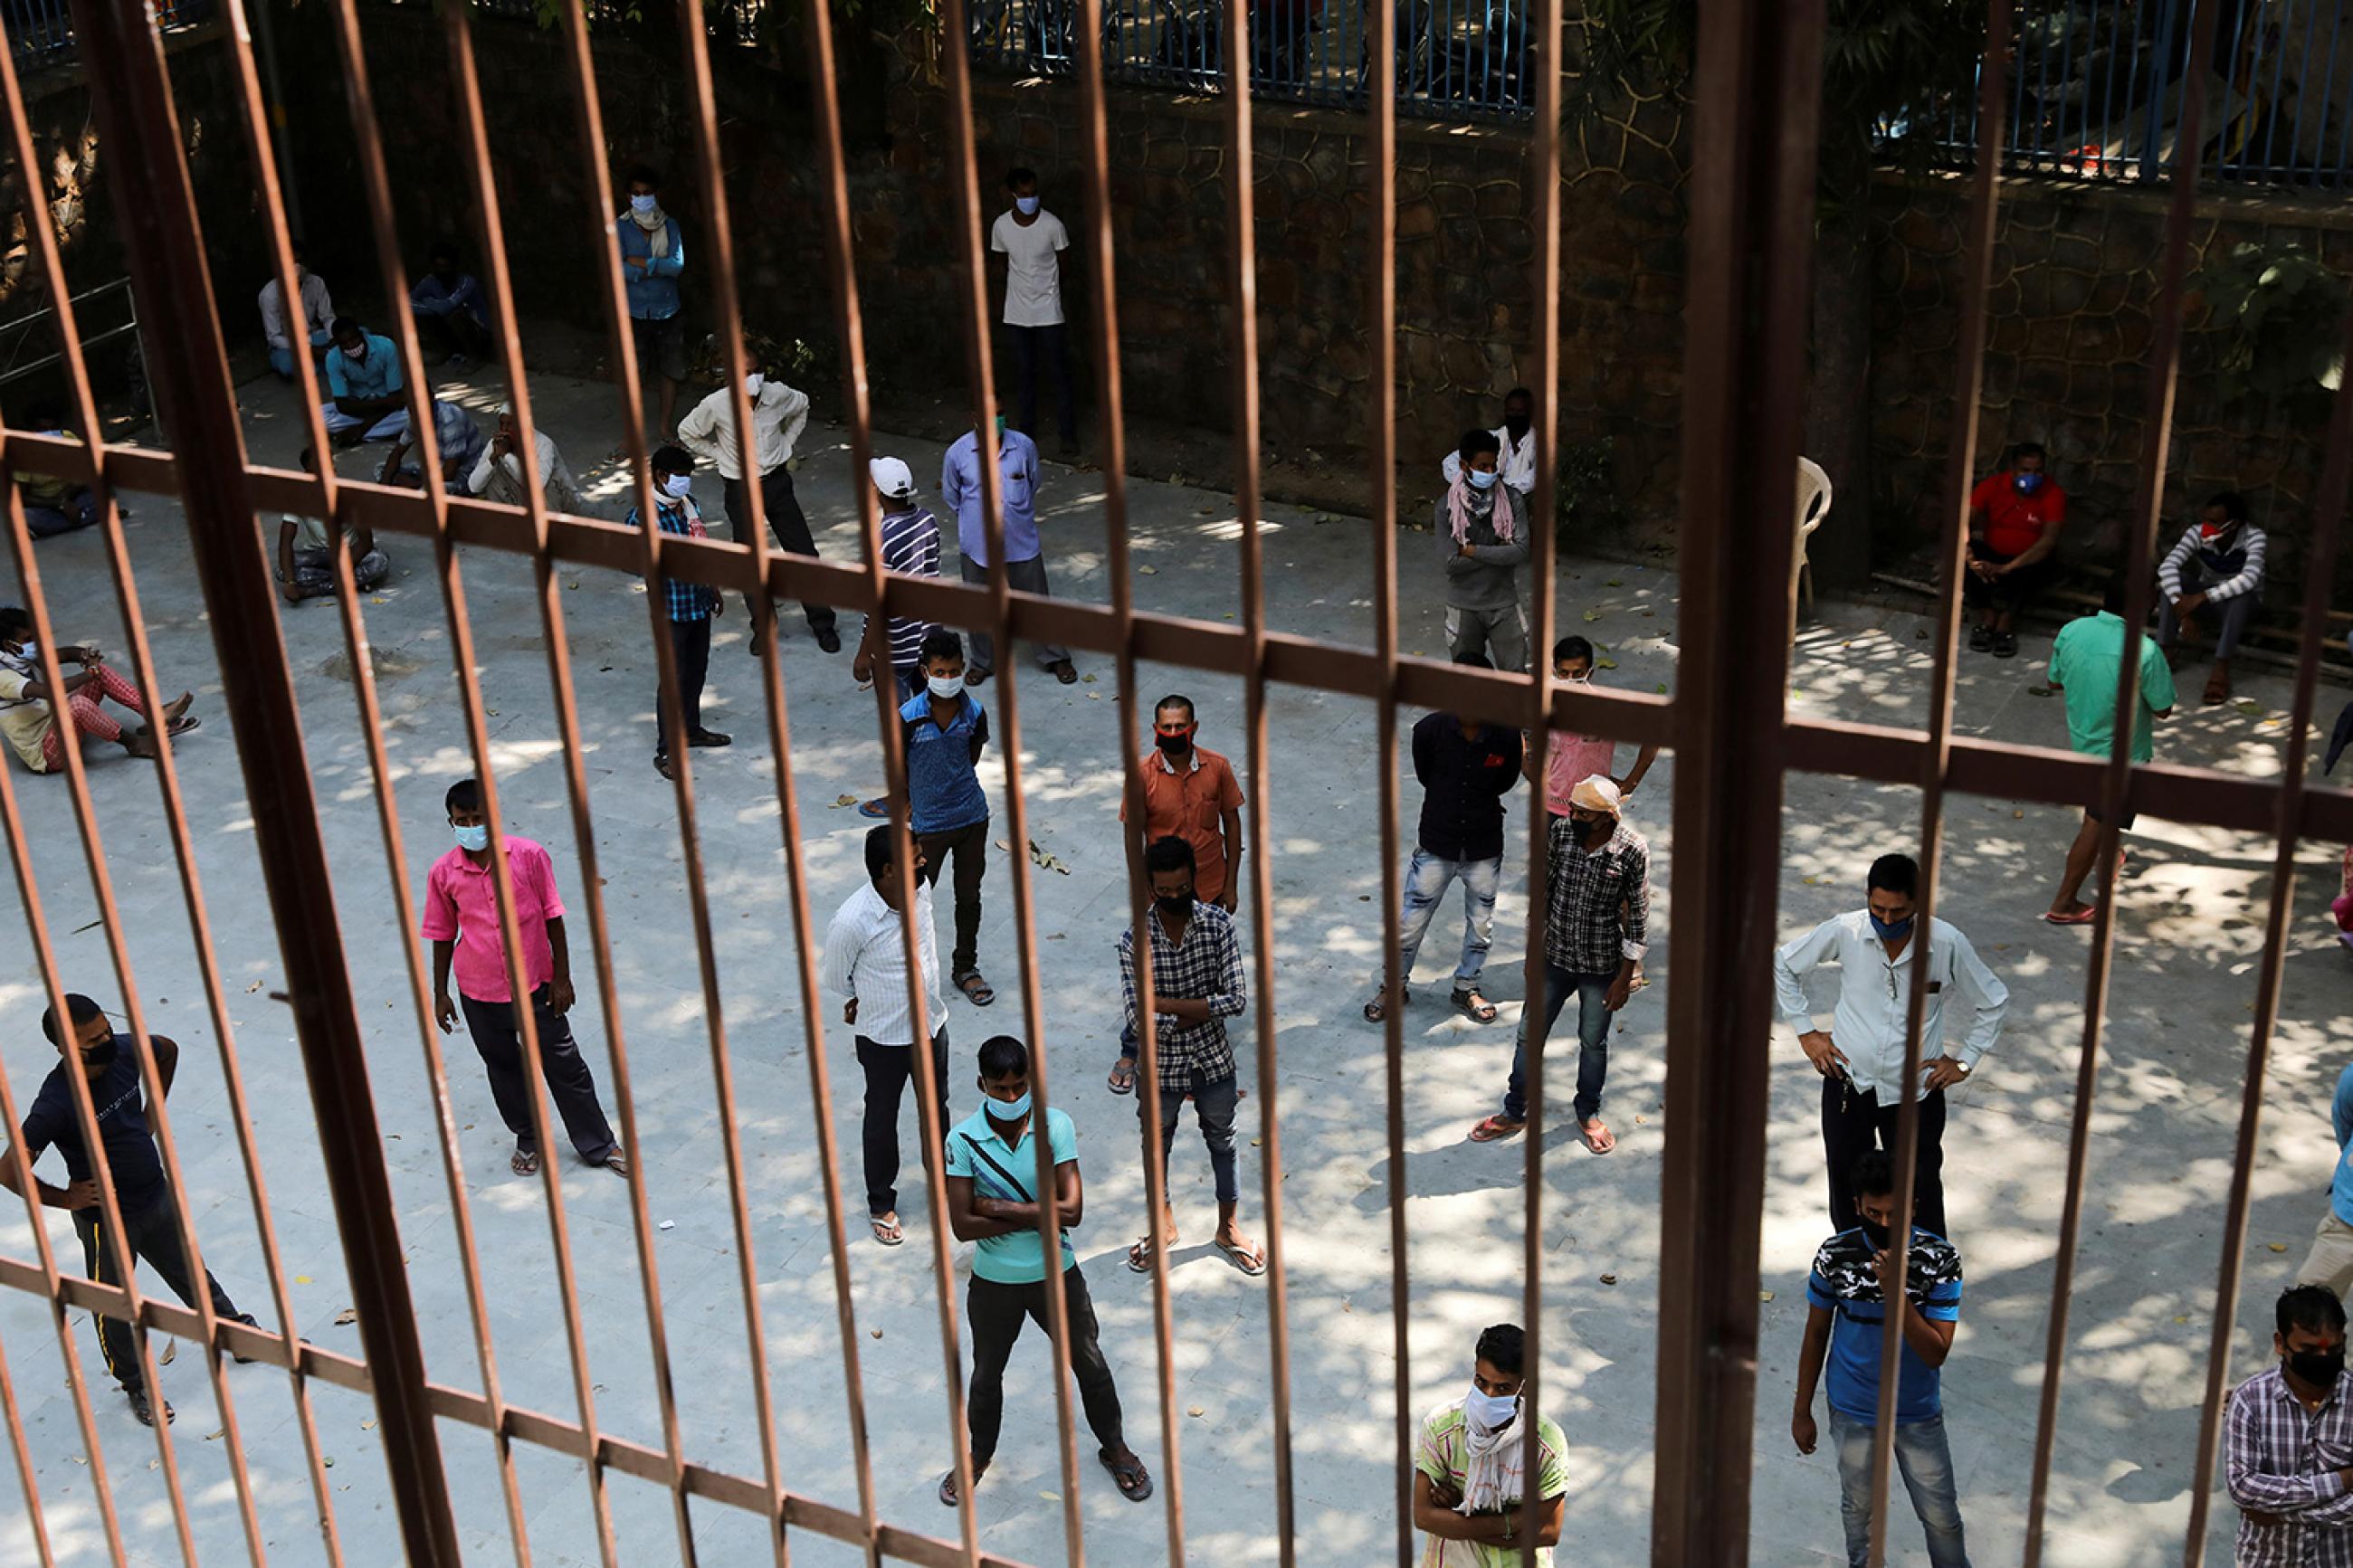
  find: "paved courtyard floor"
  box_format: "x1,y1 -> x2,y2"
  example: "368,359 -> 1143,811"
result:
0,361 -> 2348,1566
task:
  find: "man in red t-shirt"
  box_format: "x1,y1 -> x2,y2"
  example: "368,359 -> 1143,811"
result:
1964,442 -> 2067,660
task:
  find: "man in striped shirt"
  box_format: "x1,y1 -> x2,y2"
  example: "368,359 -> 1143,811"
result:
2227,1285 -> 2353,1567
851,456 -> 942,702
2156,490 -> 2267,707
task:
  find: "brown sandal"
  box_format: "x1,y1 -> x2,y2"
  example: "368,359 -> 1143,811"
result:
511,1145 -> 541,1176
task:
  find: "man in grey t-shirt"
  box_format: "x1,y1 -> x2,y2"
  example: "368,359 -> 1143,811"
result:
1435,428 -> 1531,673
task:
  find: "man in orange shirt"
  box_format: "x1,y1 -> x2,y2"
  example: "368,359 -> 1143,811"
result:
1110,695 -> 1243,1095
1963,442 -> 2067,660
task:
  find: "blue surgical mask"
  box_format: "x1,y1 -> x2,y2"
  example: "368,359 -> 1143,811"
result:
630,193 -> 658,213
453,823 -> 489,852
661,473 -> 691,501
1467,468 -> 1499,491
986,1091 -> 1032,1123
1015,195 -> 1041,215
2013,470 -> 2044,495
1464,1386 -> 1519,1431
1869,912 -> 1914,942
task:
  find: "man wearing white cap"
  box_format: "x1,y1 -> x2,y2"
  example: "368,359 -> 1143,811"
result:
854,456 -> 946,818
1471,774 -> 1649,1155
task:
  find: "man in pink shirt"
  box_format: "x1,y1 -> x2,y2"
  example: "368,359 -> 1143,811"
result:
422,777 -> 626,1179
1540,636 -> 1657,818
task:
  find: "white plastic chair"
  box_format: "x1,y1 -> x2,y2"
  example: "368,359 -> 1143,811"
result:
1792,455 -> 1833,623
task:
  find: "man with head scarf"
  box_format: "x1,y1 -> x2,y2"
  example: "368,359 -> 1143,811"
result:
1437,428 -> 1530,673
1471,774 -> 1648,1155
1411,1322 -> 1567,1563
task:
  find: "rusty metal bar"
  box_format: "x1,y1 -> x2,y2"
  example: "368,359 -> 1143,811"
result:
2022,9 -> 2215,1558
1865,5 -> 2011,1563
1648,0 -> 1825,1557
56,0 -> 465,1556
0,1318 -> 53,1568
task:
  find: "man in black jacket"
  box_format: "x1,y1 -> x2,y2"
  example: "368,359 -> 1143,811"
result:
1365,652 -> 1523,1026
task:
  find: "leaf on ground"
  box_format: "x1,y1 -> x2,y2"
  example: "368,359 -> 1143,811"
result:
1188,1406 -> 1205,1417
2014,810 -> 2024,819
323,1456 -> 335,1468
1642,609 -> 1656,617
334,1308 -> 357,1326
1759,1290 -> 1775,1303
2271,1242 -> 2290,1252
995,840 -> 1011,851
295,1275 -> 311,1285
1138,565 -> 1158,575
1599,1273 -> 1618,1287
870,1327 -> 882,1339
361,1419 -> 376,1430
1087,690 -> 1101,699
1081,672 -> 1098,683
159,1341 -> 175,1365
832,794 -> 858,808
71,1453 -> 88,1464
1027,840 -> 1072,875
1596,657 -> 1617,670
1605,578 -> 1624,587
2237,699 -> 2265,716
1581,610 -> 1604,622
246,980 -> 263,993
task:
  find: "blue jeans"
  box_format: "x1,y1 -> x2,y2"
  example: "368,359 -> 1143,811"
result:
269,328 -> 333,379
1384,847 -> 1500,992
1501,962 -> 1613,1124
1827,1410 -> 1970,1568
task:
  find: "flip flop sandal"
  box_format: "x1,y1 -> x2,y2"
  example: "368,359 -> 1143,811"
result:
1467,1116 -> 1524,1144
956,972 -> 996,1007
939,1468 -> 978,1506
2040,908 -> 2098,926
1127,1236 -> 1160,1273
1215,1237 -> 1267,1277
1051,661 -> 1079,685
1099,1449 -> 1154,1502
165,715 -> 200,736
857,797 -> 891,819
1363,998 -> 1386,1022
1580,1122 -> 1617,1155
1451,989 -> 1499,1023
1107,1059 -> 1137,1096
871,1213 -> 905,1247
602,1149 -> 631,1178
511,1146 -> 542,1176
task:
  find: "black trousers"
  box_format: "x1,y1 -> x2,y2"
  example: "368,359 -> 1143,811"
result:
414,309 -> 491,362
1822,1076 -> 1948,1240
1008,323 -> 1077,448
459,985 -> 618,1161
723,467 -> 836,634
856,1028 -> 949,1215
75,1185 -> 239,1394
655,616 -> 712,756
966,1265 -> 1124,1465
916,816 -> 989,978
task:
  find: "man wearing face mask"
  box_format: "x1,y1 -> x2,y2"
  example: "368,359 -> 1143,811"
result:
1470,774 -> 1645,1155
319,317 -> 411,446
1962,441 -> 2066,659
0,993 -> 266,1428
616,164 -> 687,438
424,777 -> 626,1181
624,446 -> 729,780
1436,387 -> 1538,510
1411,1322 -> 1568,1563
1793,1151 -> 1969,1568
942,1034 -> 1152,1506
1773,852 -> 2008,1238
675,357 -> 839,654
989,166 -> 1079,454
942,416 -> 1078,684
2156,489 -> 2268,706
1438,429 -> 1530,673
2226,1285 -> 2353,1560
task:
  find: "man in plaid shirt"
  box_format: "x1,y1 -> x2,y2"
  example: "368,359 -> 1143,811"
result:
2228,1285 -> 2353,1567
1118,835 -> 1263,1276
1472,774 -> 1648,1155
624,445 -> 728,780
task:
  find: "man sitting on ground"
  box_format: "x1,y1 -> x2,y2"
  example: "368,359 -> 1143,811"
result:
465,405 -> 588,516
408,242 -> 492,365
319,318 -> 411,446
2157,489 -> 2266,707
276,447 -> 391,602
0,606 -> 194,773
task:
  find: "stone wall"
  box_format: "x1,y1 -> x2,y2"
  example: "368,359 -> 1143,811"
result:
262,7 -> 1692,533
1870,171 -> 2353,598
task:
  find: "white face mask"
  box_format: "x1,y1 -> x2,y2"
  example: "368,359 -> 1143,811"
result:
1464,1386 -> 1519,1431
926,673 -> 962,700
1467,467 -> 1500,491
661,473 -> 691,501
744,374 -> 765,399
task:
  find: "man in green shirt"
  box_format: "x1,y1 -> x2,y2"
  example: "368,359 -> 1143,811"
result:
2043,578 -> 2175,925
941,1034 -> 1151,1507
1413,1323 -> 1568,1564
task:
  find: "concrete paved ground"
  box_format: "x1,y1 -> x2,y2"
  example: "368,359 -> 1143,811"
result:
0,358 -> 2347,1566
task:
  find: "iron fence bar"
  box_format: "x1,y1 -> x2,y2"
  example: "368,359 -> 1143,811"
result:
211,7 -> 539,1558
1065,0 -> 1190,1550
0,1322 -> 55,1568
321,4 -> 633,1561
1866,5 -> 2010,1563
2021,3 -> 2215,1558
2256,0 -> 2296,178
0,5 -> 346,1556
441,2 -> 700,1558
1219,0 -> 1306,1557
2283,0 -> 2322,185
1647,0 -> 1824,1557
57,0 -> 463,1554
2177,282 -> 2353,1568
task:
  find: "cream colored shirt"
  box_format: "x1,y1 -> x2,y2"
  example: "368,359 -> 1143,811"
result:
675,382 -> 810,481
465,431 -> 586,515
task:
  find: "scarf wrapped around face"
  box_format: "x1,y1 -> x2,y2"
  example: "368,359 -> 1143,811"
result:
1456,1398 -> 1528,1516
1446,473 -> 1519,548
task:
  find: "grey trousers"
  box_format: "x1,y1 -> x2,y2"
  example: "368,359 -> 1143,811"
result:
1444,602 -> 1529,673
958,554 -> 1071,671
2157,564 -> 2257,660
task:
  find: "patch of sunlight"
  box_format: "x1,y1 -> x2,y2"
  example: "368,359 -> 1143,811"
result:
1198,516 -> 1286,541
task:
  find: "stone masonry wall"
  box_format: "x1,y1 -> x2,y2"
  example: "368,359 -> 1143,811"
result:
1871,170 -> 2353,600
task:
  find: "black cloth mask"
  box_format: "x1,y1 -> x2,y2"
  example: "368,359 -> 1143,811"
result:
2290,1345 -> 2348,1391
1155,893 -> 1195,917
1156,732 -> 1191,756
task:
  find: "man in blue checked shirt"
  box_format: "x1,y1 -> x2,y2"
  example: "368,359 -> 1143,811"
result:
1792,1150 -> 1970,1568
624,446 -> 728,779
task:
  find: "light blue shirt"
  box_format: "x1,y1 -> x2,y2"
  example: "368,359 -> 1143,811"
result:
2329,1063 -> 2353,1226
323,334 -> 403,402
616,215 -> 683,320
941,428 -> 1041,567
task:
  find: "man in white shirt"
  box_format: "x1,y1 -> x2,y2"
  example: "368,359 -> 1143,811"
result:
823,825 -> 950,1248
259,242 -> 334,381
1438,386 -> 1538,509
465,405 -> 588,517
990,167 -> 1079,454
674,363 -> 840,654
1772,852 -> 2008,1240
277,446 -> 391,601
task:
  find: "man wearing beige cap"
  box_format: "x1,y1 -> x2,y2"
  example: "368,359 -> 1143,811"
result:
1471,774 -> 1649,1155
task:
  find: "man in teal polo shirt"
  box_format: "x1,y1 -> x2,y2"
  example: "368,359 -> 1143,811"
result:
941,1034 -> 1150,1507
319,318 -> 412,445
2043,576 -> 2175,924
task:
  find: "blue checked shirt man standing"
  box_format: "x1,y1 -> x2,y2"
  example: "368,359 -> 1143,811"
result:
624,445 -> 727,779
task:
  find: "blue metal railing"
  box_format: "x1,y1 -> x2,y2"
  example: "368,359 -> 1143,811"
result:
1904,0 -> 2353,187
5,0 -> 213,57
968,0 -> 1536,120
